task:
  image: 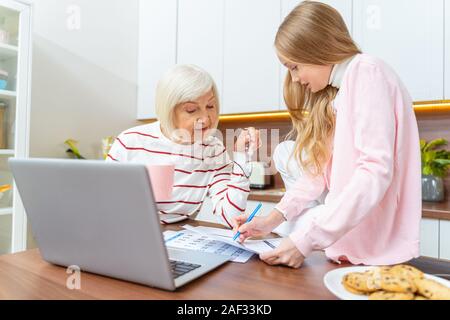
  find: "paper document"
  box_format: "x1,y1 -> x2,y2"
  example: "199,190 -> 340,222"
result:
182,225 -> 282,254
163,230 -> 253,263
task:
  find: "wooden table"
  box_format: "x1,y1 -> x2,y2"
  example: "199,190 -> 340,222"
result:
0,220 -> 352,300
0,220 -> 447,300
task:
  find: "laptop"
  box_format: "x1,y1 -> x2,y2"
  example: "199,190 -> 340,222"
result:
9,158 -> 230,291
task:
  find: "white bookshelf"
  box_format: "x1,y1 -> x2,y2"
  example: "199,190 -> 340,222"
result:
0,0 -> 32,255
0,148 -> 13,155
0,207 -> 12,215
0,89 -> 16,98
0,42 -> 17,58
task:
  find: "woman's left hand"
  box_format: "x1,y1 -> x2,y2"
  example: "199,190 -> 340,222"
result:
235,127 -> 260,154
259,237 -> 305,268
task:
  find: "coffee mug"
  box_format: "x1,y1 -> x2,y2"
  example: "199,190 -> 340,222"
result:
146,164 -> 174,201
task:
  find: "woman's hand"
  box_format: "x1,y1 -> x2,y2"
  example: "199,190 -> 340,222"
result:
235,127 -> 260,154
259,237 -> 305,269
231,209 -> 285,243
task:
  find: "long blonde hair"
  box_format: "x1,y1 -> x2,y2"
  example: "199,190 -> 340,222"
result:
275,1 -> 361,176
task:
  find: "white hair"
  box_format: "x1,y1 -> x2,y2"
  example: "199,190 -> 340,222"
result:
154,64 -> 220,134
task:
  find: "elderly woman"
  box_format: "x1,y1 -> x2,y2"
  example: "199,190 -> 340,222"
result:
106,64 -> 258,226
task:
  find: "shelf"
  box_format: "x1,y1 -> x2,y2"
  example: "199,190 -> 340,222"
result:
0,43 -> 17,59
0,207 -> 12,216
0,149 -> 14,156
0,89 -> 16,99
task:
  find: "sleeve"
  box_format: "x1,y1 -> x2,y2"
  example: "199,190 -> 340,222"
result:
274,171 -> 327,221
272,140 -> 300,190
105,133 -> 128,162
207,151 -> 252,228
288,62 -> 396,257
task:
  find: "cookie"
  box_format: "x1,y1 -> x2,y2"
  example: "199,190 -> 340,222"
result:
342,280 -> 367,295
390,264 -> 424,280
379,273 -> 417,293
414,295 -> 428,300
415,278 -> 450,300
369,291 -> 414,300
373,266 -> 393,274
342,272 -> 380,293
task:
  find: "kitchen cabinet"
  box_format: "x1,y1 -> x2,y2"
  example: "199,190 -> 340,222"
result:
353,0 -> 444,101
420,218 -> 440,258
137,0 -> 177,119
138,0 -> 448,119
0,0 -> 32,254
439,220 -> 450,260
177,0 -> 224,101
222,0 -> 280,114
139,0 -> 282,117
280,0 -> 352,29
196,199 -> 275,224
177,0 -> 281,115
246,200 -> 276,217
279,0 -> 353,109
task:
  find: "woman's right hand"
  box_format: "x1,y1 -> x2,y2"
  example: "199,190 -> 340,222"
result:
232,209 -> 285,243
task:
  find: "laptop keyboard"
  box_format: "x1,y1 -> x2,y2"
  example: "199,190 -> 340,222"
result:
169,260 -> 201,279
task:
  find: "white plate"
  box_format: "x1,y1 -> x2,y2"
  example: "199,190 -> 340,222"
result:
323,266 -> 450,300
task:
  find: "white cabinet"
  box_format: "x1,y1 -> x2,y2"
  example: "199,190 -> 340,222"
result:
137,0 -> 177,119
222,0 -> 280,114
177,0 -> 224,102
246,200 -> 276,217
280,0 -> 352,32
196,198 -> 275,224
0,0 -> 32,254
419,218 -> 440,258
353,0 -> 444,101
445,2 -> 450,99
279,0 -> 353,109
177,0 -> 280,115
439,220 -> 450,260
137,0 -> 448,118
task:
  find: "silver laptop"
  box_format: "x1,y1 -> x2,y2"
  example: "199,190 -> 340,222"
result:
9,158 -> 229,291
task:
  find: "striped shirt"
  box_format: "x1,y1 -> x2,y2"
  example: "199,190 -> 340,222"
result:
106,121 -> 251,227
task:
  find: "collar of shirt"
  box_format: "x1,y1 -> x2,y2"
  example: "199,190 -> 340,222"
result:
328,55 -> 357,89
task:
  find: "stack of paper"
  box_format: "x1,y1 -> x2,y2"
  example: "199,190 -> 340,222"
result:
163,225 -> 282,264
182,225 -> 282,254
164,230 -> 253,263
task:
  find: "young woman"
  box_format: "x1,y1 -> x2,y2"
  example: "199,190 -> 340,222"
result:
107,64 -> 259,226
233,1 -> 421,268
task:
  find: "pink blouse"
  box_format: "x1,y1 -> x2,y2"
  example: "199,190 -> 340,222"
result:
275,53 -> 422,265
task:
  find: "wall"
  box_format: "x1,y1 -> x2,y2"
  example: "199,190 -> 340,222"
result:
27,0 -> 141,248
29,0 -> 140,160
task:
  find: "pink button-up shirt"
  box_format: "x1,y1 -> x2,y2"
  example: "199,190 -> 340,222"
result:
275,53 -> 422,265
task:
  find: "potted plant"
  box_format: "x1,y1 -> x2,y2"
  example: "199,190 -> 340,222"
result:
64,139 -> 86,159
420,138 -> 450,202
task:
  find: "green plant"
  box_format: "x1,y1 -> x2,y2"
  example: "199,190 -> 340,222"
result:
65,139 -> 86,159
420,138 -> 450,177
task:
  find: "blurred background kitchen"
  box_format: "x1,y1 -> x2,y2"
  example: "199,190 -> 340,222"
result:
0,0 -> 449,262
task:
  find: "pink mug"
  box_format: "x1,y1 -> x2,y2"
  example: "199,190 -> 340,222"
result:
146,164 -> 174,201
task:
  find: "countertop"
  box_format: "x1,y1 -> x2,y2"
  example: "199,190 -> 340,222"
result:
248,188 -> 450,221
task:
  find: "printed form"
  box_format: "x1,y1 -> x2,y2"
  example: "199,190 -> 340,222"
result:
163,225 -> 282,264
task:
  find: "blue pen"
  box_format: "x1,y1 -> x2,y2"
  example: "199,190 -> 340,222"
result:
233,202 -> 262,241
